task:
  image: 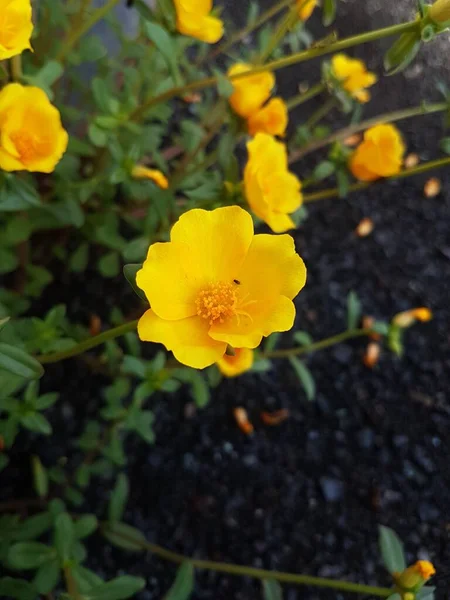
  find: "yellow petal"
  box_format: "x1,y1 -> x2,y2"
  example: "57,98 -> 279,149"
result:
228,64 -> 275,118
297,0 -> 317,20
247,97 -> 288,137
136,242 -> 198,320
170,206 -> 254,283
264,211 -> 297,233
138,309 -> 226,369
217,348 -> 254,377
0,0 -> 33,61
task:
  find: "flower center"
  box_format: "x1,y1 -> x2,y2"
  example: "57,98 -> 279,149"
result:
196,282 -> 238,325
11,131 -> 38,162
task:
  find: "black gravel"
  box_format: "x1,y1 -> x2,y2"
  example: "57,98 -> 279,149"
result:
3,0 -> 450,598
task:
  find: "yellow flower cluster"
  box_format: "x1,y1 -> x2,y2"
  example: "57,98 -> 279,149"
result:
350,124 -> 405,181
228,63 -> 288,137
137,206 -> 306,369
0,0 -> 33,60
244,133 -> 303,233
174,0 -> 223,43
331,54 -> 377,104
0,84 -> 68,173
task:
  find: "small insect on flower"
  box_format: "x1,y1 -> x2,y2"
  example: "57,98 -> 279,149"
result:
173,0 -> 224,43
350,124 -> 405,182
424,177 -> 442,198
363,342 -> 380,368
233,407 -> 254,434
136,206 -> 307,369
0,0 -> 33,60
355,217 -> 374,237
0,84 -> 68,173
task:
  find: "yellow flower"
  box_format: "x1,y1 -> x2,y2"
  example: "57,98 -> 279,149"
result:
331,54 -> 377,103
393,307 -> 433,328
0,0 -> 33,60
395,561 -> 436,590
174,0 -> 223,43
132,165 -> 169,189
429,0 -> 450,23
228,63 -> 275,119
296,0 -> 317,21
247,97 -> 288,138
217,348 -> 254,377
0,84 -> 68,173
349,124 -> 405,182
244,133 -> 303,233
136,206 -> 307,369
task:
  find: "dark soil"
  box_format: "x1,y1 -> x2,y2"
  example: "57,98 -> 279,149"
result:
3,0 -> 450,598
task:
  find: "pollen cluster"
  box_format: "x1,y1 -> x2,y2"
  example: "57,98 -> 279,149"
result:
196,282 -> 237,325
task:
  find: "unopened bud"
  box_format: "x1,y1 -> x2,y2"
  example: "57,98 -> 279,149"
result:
429,0 -> 450,23
393,307 -> 432,328
395,560 -> 436,591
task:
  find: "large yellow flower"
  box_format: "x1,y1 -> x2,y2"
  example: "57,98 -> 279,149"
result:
244,133 -> 302,233
0,0 -> 33,60
349,124 -> 405,182
0,84 -> 68,173
136,206 -> 307,369
296,0 -> 318,21
228,63 -> 275,119
217,348 -> 254,377
174,0 -> 223,43
331,54 -> 377,103
247,97 -> 288,138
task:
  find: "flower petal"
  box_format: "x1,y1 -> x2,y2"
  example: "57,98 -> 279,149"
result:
170,206 -> 254,283
138,309 -> 227,369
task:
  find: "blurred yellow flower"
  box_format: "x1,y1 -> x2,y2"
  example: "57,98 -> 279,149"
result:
132,165 -> 169,189
244,133 -> 303,233
393,307 -> 433,328
331,54 -> 377,103
395,560 -> 436,590
247,97 -> 288,137
349,124 -> 405,182
0,0 -> 33,60
136,206 -> 307,369
297,0 -> 317,21
429,0 -> 450,23
217,348 -> 254,377
0,84 -> 68,173
174,0 -> 223,43
228,63 -> 275,119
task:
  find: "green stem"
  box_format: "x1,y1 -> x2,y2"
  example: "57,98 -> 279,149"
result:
290,101 -> 448,162
264,328 -> 373,360
287,82 -> 326,110
259,5 -> 299,63
204,0 -> 296,64
63,566 -> 82,600
305,97 -> 336,129
56,0 -> 121,62
10,55 -> 22,81
131,20 -> 419,122
303,156 -> 450,204
36,320 -> 138,364
101,523 -> 392,597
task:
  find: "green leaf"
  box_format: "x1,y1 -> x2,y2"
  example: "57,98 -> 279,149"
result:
8,542 -> 55,570
164,563 -> 194,600
33,559 -> 60,594
134,411 -> 155,445
384,32 -> 422,75
4,216 -> 32,245
0,577 -> 36,600
0,316 -> 10,332
31,456 -> 48,498
416,587 -> 436,600
0,247 -> 19,274
98,252 -> 120,278
386,595 -> 402,600
30,60 -> 64,97
0,177 -> 40,212
70,243 -> 90,273
74,515 -> 98,539
347,291 -> 362,330
293,331 -> 313,346
144,21 -> 181,84
88,123 -> 108,147
14,513 -> 52,541
72,564 -> 104,594
322,0 -> 337,26
108,474 -> 129,523
0,454 -> 9,472
123,263 -> 146,301
440,137 -> 450,154
102,522 -> 146,552
378,525 -> 406,574
213,68 -> 235,98
87,576 -> 146,600
262,579 -> 283,600
313,160 -> 335,181
0,343 -> 44,379
288,357 -> 316,401
22,413 -> 51,435
54,513 -> 74,563
35,393 -> 59,411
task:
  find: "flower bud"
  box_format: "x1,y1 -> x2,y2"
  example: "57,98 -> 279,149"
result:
131,165 -> 169,189
429,0 -> 450,23
395,560 -> 436,591
393,307 -> 432,328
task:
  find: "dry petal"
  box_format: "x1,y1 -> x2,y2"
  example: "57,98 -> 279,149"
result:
362,316 -> 382,341
424,177 -> 441,198
355,217 -> 374,237
261,409 -> 290,426
233,407 -> 254,435
363,342 -> 380,368
344,133 -> 362,147
404,153 -> 420,168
